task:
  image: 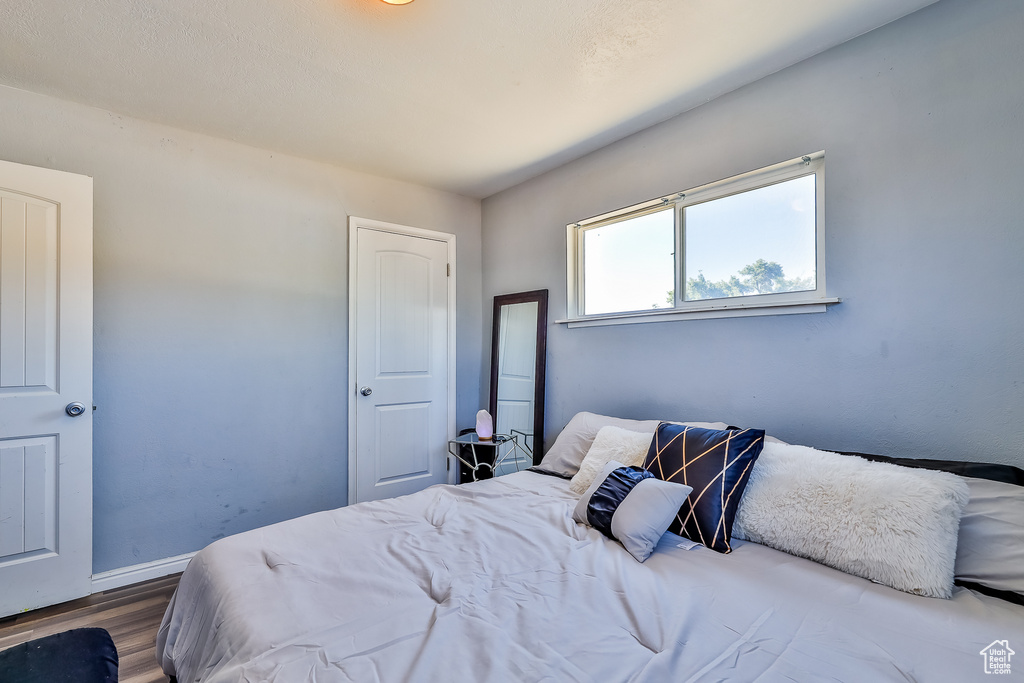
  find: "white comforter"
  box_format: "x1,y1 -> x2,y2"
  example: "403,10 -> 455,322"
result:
157,471 -> 1024,682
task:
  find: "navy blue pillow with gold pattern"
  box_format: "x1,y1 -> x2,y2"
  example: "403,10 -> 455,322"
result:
643,423 -> 765,554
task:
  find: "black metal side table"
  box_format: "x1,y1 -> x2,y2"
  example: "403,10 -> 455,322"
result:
448,432 -> 531,482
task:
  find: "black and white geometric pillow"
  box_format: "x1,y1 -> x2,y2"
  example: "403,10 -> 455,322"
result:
644,423 -> 765,553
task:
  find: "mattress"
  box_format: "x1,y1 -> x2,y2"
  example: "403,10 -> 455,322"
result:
157,471 -> 1024,682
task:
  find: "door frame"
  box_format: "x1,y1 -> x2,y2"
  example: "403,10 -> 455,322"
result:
347,216 -> 457,505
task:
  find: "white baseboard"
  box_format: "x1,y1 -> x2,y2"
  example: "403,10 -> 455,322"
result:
91,551 -> 196,593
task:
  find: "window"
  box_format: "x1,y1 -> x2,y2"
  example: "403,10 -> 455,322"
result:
582,207 -> 675,315
564,152 -> 837,326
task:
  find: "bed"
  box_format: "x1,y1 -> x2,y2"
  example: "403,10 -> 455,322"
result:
157,414 -> 1024,682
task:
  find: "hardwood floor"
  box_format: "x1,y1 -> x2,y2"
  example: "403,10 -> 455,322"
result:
0,574 -> 179,683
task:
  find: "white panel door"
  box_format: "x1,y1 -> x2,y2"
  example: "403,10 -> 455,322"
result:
350,221 -> 453,503
0,159 -> 92,617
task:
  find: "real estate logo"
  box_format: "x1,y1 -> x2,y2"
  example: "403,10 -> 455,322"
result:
980,640 -> 1014,675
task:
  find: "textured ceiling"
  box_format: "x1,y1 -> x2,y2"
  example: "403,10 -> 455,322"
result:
0,0 -> 937,198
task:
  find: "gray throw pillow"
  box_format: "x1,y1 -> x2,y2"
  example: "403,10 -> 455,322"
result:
954,476 -> 1024,597
572,460 -> 693,562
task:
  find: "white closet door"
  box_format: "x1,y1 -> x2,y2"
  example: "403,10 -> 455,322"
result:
350,221 -> 453,503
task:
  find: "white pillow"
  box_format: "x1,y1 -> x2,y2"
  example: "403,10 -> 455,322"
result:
536,412 -> 728,478
733,441 -> 970,598
569,426 -> 654,495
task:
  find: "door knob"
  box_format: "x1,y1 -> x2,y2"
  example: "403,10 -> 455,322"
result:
360,386 -> 373,396
65,402 -> 86,417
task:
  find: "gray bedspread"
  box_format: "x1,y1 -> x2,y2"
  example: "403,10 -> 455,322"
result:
157,471 -> 1024,682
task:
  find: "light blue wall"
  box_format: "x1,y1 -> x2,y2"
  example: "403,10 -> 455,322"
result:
481,0 -> 1024,465
0,86 -> 482,573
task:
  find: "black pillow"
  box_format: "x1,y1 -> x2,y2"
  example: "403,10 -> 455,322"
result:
644,423 -> 765,553
835,451 -> 1024,487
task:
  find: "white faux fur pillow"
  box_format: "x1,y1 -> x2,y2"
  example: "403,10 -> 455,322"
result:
732,442 -> 970,598
569,426 -> 654,495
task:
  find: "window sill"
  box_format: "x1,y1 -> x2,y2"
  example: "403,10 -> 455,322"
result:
556,297 -> 841,328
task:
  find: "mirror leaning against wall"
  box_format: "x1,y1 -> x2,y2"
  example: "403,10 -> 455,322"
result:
489,289 -> 548,475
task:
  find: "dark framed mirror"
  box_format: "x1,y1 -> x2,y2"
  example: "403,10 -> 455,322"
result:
489,289 -> 548,470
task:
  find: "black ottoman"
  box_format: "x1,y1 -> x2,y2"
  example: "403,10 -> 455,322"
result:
0,627 -> 118,682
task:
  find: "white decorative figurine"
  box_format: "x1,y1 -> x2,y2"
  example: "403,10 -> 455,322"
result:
476,409 -> 494,441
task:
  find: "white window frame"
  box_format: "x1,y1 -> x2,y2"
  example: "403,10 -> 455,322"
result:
562,151 -> 839,327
